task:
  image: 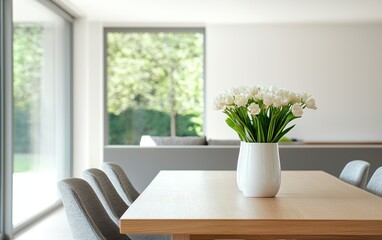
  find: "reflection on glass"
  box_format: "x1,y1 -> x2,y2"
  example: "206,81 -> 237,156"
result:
13,0 -> 69,226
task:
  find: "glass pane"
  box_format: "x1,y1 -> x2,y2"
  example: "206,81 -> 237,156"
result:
107,31 -> 204,145
12,0 -> 70,226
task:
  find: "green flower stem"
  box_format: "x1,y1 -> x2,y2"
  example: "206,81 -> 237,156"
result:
222,101 -> 304,142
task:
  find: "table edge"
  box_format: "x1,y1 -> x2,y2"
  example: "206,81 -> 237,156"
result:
120,219 -> 382,235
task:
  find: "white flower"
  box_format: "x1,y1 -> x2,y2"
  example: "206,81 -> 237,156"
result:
254,92 -> 263,99
268,86 -> 277,94
237,86 -> 248,94
281,97 -> 290,106
291,103 -> 303,117
213,94 -> 226,110
224,95 -> 234,105
302,92 -> 310,102
247,86 -> 259,99
213,85 -> 317,142
226,88 -> 237,97
234,94 -> 248,107
305,98 -> 317,110
272,97 -> 282,107
248,103 -> 260,115
263,94 -> 274,106
290,92 -> 301,104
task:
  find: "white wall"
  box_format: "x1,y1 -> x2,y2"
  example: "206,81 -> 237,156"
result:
73,22 -> 382,173
87,22 -> 104,169
73,18 -> 89,177
73,19 -> 104,176
206,23 -> 382,142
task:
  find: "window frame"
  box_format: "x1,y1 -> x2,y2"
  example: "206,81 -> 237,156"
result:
1,0 -> 13,238
0,0 -> 73,238
103,27 -> 206,146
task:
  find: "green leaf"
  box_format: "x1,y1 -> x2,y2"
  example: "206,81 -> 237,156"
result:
273,124 -> 296,142
226,118 -> 246,141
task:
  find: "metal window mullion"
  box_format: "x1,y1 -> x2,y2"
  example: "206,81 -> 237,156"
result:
1,0 -> 13,239
0,0 -> 3,238
66,21 -> 73,178
103,29 -> 109,146
0,0 -> 3,235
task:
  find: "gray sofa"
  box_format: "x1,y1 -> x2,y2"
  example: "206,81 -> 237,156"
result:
139,135 -> 240,146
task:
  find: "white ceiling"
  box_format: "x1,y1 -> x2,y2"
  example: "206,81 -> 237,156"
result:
64,0 -> 382,23
14,0 -> 62,22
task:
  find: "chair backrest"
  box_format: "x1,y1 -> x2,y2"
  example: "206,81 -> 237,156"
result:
366,167 -> 382,197
339,160 -> 370,189
57,178 -> 130,240
83,168 -> 128,225
102,162 -> 140,206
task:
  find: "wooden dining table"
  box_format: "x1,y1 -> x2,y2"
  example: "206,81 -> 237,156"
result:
120,170 -> 382,240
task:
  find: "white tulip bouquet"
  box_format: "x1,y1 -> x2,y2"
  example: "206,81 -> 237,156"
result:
213,86 -> 317,143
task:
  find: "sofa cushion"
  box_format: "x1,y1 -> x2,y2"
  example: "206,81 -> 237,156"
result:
140,135 -> 207,146
207,139 -> 240,145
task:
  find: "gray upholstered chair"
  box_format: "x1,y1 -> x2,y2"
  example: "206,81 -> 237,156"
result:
58,178 -> 130,240
83,169 -> 170,240
83,168 -> 128,225
339,160 -> 370,189
102,162 -> 140,206
366,167 -> 382,197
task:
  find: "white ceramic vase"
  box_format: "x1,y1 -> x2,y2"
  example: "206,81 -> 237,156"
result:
236,142 -> 245,191
237,142 -> 281,197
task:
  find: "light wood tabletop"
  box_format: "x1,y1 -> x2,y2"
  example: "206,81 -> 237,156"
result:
120,171 -> 382,240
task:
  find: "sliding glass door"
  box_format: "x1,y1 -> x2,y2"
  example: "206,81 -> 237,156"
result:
12,0 -> 72,230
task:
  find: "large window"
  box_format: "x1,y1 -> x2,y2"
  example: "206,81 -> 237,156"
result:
105,28 -> 205,145
12,0 -> 72,230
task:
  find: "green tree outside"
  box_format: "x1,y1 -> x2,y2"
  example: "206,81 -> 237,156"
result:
13,24 -> 43,171
107,31 -> 204,145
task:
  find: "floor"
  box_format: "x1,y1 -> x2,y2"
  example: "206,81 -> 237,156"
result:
13,171 -> 59,225
14,207 -> 74,240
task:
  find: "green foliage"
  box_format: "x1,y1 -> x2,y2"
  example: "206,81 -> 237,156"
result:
13,24 -> 43,110
176,112 -> 203,136
13,24 -> 43,153
14,109 -> 31,153
108,108 -> 202,145
279,136 -> 292,142
224,103 -> 297,143
107,32 -> 204,115
107,31 -> 204,143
